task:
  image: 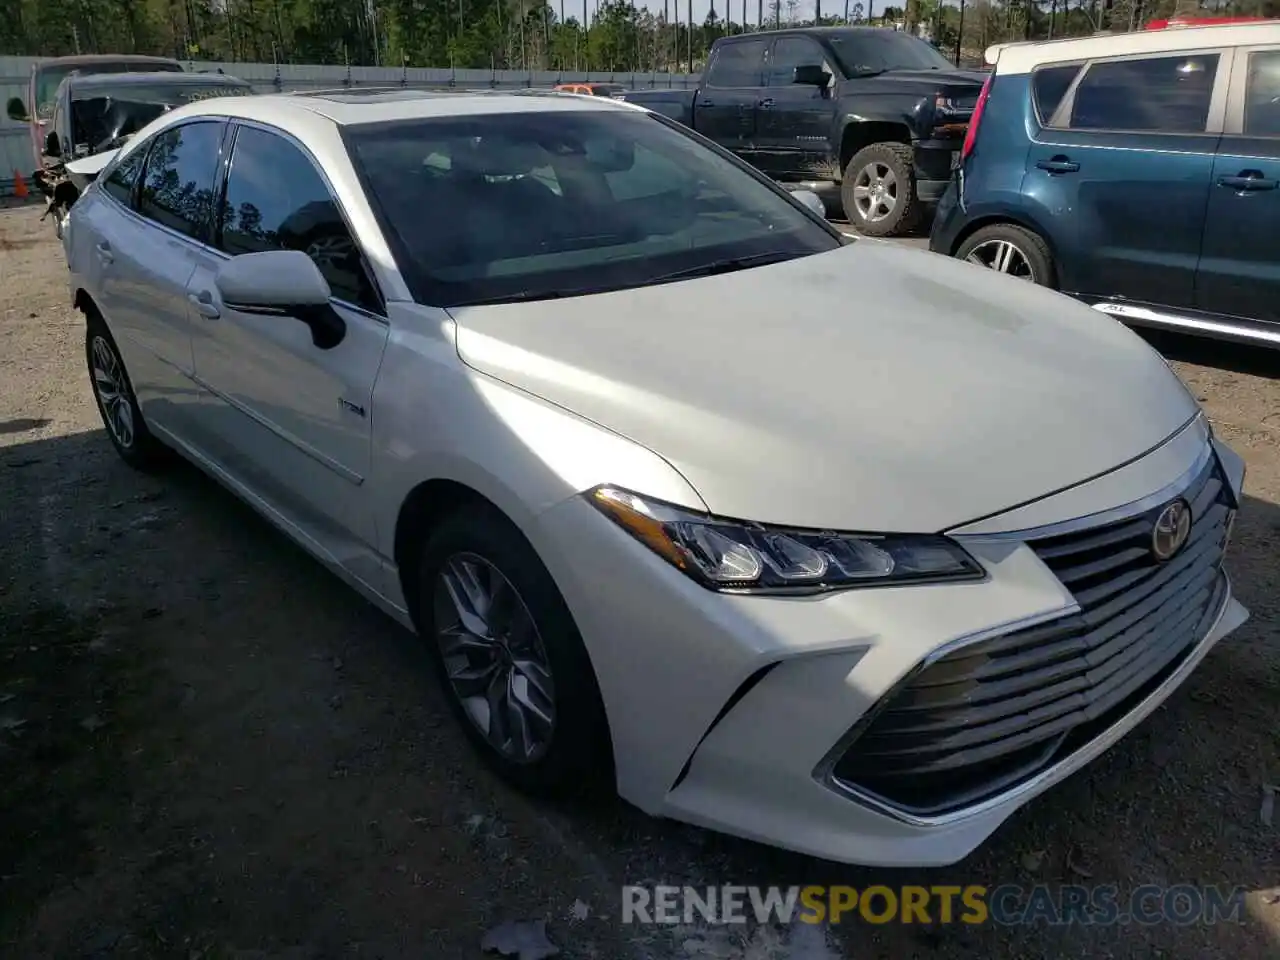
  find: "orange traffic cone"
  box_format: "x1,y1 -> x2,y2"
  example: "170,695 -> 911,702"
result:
12,170 -> 28,199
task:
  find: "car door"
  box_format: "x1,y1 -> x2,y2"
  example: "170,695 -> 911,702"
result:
756,35 -> 838,181
697,39 -> 768,163
86,120 -> 228,437
1195,45 -> 1280,328
186,122 -> 390,573
1025,48 -> 1230,307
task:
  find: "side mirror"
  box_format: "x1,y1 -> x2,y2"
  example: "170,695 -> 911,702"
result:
792,64 -> 832,87
44,131 -> 61,158
6,96 -> 28,122
790,189 -> 826,218
215,250 -> 347,349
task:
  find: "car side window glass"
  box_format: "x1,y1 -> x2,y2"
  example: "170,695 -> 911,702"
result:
1244,50 -> 1280,136
101,145 -> 147,207
1032,64 -> 1081,125
706,40 -> 768,88
137,121 -> 225,241
218,125 -> 380,314
765,38 -> 830,86
1069,53 -> 1220,133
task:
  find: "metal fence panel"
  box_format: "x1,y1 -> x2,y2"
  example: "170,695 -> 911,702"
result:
0,54 -> 700,193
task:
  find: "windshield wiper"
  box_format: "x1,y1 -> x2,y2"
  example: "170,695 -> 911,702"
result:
645,252 -> 804,285
456,286 -> 608,306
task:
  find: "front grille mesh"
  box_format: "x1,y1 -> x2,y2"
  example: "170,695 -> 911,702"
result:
831,457 -> 1233,816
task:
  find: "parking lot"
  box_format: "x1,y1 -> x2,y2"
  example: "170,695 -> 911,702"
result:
1,200 -> 1276,959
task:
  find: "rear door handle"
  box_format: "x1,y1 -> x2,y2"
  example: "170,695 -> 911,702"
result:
758,97 -> 775,108
95,241 -> 113,265
698,99 -> 715,108
1036,156 -> 1080,174
188,290 -> 221,319
1217,171 -> 1278,191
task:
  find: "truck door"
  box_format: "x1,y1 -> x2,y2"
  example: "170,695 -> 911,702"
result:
757,35 -> 838,181
697,38 -> 768,164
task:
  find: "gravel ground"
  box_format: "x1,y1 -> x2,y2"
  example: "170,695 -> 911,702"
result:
1,201 -> 1277,959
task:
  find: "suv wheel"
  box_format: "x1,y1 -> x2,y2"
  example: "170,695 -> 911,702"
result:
954,224 -> 1056,287
841,143 -> 923,238
414,504 -> 612,796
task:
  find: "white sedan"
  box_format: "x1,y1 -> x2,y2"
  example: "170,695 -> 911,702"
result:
63,88 -> 1249,867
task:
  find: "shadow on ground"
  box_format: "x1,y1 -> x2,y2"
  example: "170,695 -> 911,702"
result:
1,427 -> 1276,959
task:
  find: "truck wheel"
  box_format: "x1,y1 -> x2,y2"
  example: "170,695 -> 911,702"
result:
841,143 -> 922,238
954,223 -> 1056,287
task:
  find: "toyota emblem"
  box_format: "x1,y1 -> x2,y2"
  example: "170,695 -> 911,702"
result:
1151,499 -> 1192,562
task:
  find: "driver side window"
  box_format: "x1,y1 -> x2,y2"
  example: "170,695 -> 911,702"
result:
217,125 -> 381,314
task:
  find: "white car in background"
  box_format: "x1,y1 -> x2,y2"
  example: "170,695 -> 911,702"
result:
63,89 -> 1248,866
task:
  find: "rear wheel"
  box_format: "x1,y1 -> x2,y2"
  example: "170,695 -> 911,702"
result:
954,223 -> 1056,287
85,312 -> 169,471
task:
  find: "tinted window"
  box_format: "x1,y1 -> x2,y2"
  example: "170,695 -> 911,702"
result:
101,145 -> 147,206
137,121 -> 224,240
765,37 -> 830,86
827,30 -> 953,76
1244,50 -> 1280,136
1032,64 -> 1081,124
1069,54 -> 1220,133
707,40 -> 767,87
219,126 -> 379,313
345,110 -> 840,308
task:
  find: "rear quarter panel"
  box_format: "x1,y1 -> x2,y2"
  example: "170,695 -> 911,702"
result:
948,74 -> 1066,271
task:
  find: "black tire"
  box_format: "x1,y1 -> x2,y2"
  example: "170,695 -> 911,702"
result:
84,310 -> 170,471
953,223 -> 1056,288
414,503 -> 612,796
841,142 -> 923,238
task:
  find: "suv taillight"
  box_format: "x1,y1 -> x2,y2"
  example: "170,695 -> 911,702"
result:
960,74 -> 993,162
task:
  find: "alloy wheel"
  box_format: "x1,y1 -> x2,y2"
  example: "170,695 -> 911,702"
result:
90,335 -> 135,449
852,161 -> 899,224
432,552 -> 556,763
964,239 -> 1037,281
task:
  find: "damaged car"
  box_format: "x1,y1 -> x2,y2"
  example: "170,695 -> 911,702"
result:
32,70 -> 254,238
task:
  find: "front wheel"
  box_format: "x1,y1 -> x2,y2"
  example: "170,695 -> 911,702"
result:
953,223 -> 1056,287
414,504 -> 612,796
841,142 -> 923,238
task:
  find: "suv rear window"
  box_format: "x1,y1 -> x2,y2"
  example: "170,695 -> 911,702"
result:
1031,64 -> 1081,124
1069,53 -> 1220,133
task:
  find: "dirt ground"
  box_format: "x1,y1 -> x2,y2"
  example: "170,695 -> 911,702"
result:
1,201 -> 1276,960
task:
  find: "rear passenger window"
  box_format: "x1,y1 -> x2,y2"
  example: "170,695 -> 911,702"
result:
1032,64 -> 1081,124
706,40 -> 768,88
1244,50 -> 1280,136
1069,54 -> 1220,133
137,121 -> 225,240
102,145 -> 146,206
218,125 -> 381,314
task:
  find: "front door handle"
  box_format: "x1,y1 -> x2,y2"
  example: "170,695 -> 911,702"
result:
1036,156 -> 1080,174
758,97 -> 775,108
95,241 -> 113,265
1217,170 -> 1278,191
698,99 -> 715,108
188,290 -> 221,319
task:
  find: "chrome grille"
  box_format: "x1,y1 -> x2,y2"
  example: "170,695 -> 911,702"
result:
830,457 -> 1233,817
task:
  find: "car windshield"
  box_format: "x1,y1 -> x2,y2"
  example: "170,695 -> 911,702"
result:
69,81 -> 251,155
827,30 -> 955,75
36,61 -> 182,118
345,109 -> 841,308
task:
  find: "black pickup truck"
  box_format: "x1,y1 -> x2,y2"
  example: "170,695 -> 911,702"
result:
623,27 -> 985,237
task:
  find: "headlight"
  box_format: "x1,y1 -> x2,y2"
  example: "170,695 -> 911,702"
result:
588,486 -> 984,594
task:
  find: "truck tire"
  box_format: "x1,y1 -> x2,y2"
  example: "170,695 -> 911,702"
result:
841,143 -> 922,238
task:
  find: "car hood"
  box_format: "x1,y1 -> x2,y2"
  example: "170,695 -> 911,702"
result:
449,242 -> 1200,533
877,67 -> 988,86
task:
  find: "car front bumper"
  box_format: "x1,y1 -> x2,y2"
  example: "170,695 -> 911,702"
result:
530,420 -> 1248,866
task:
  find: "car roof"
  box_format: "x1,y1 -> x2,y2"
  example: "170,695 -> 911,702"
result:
991,21 -> 1280,74
166,87 -> 646,127
38,54 -> 182,69
65,72 -> 249,91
